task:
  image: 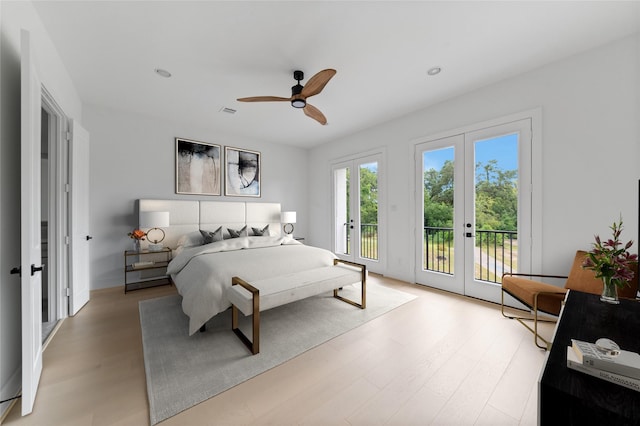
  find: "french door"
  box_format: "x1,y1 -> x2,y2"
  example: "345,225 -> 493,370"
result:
332,153 -> 384,274
415,118 -> 532,304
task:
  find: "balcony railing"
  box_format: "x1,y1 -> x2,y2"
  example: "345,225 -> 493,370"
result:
424,227 -> 454,274
424,226 -> 517,283
360,223 -> 378,260
475,229 -> 517,283
342,223 -> 379,260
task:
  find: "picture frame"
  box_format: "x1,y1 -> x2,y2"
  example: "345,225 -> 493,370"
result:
175,137 -> 221,196
225,146 -> 261,197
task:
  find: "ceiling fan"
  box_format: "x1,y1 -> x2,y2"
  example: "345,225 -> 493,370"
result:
237,69 -> 336,125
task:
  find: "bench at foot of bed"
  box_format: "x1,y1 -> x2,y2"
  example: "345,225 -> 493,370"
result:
228,259 -> 366,355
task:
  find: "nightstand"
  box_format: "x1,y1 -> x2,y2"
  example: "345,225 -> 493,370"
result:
124,247 -> 172,293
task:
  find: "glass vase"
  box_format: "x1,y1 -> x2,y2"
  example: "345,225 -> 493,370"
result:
133,239 -> 141,252
600,276 -> 620,304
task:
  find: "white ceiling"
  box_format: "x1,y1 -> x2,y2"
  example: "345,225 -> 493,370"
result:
33,1 -> 640,148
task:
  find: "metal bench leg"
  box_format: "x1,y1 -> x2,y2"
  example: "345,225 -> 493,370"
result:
231,277 -> 260,355
332,259 -> 367,309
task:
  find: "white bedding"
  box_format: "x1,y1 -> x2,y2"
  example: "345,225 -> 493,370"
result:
167,236 -> 337,335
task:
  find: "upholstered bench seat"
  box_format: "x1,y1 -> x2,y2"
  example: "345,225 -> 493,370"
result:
228,259 -> 366,354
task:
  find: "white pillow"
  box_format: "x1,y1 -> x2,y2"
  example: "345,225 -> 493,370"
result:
176,231 -> 204,248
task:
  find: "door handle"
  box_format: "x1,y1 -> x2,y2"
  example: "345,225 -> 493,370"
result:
86,235 -> 93,241
10,266 -> 21,276
31,264 -> 44,276
465,223 -> 473,237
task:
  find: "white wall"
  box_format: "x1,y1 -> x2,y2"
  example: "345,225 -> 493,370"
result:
83,104 -> 309,289
0,0 -> 82,418
308,34 -> 640,284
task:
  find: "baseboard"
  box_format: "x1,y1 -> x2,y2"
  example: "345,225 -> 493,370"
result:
0,367 -> 22,424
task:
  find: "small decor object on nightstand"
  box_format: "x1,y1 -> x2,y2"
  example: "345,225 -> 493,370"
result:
140,211 -> 170,252
582,216 -> 638,304
128,228 -> 146,251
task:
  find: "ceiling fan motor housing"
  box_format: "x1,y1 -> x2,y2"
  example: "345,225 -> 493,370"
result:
291,71 -> 306,108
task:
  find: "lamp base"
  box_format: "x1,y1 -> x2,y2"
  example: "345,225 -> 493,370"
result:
148,243 -> 164,252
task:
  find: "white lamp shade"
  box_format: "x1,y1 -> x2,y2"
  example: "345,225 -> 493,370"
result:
139,211 -> 170,228
281,211 -> 296,224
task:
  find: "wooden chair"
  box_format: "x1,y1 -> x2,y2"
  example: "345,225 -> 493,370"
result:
501,250 -> 639,350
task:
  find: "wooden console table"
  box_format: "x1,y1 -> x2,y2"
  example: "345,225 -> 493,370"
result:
539,290 -> 640,425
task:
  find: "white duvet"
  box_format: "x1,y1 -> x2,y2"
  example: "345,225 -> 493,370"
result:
167,236 -> 337,335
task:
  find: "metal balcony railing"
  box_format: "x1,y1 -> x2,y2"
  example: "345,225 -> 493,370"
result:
342,223 -> 379,260
360,223 -> 378,260
424,226 -> 517,283
424,227 -> 454,274
475,229 -> 517,283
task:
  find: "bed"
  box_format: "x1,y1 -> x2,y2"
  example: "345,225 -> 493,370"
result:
138,200 -> 337,335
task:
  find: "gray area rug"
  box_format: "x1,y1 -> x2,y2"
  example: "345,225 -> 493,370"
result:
139,283 -> 416,425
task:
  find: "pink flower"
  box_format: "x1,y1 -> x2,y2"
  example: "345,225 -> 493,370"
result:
583,216 -> 637,289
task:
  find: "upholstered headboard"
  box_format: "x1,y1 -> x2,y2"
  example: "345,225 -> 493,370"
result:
137,199 -> 282,249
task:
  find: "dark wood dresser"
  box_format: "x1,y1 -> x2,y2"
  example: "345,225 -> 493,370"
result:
539,290 -> 640,425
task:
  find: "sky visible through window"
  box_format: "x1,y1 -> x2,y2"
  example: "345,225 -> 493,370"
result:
423,133 -> 519,174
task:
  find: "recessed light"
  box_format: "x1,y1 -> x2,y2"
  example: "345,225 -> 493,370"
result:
154,68 -> 172,78
427,67 -> 442,76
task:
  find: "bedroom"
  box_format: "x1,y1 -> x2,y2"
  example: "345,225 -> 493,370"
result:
1,1 -> 639,424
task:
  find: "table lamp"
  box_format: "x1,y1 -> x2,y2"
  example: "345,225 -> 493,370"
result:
140,211 -> 170,251
281,211 -> 296,237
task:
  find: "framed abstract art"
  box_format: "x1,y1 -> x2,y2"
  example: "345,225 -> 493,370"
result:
225,146 -> 261,197
175,138 -> 221,196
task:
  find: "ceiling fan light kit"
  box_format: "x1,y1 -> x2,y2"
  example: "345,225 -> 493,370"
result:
237,68 -> 336,125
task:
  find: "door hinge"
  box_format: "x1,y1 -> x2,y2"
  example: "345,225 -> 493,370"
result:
66,131 -> 72,141
65,183 -> 70,193
65,288 -> 71,297
65,236 -> 70,245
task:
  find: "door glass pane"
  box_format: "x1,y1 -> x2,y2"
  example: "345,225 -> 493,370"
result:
474,134 -> 518,283
359,162 -> 378,260
334,166 -> 350,255
423,147 -> 454,274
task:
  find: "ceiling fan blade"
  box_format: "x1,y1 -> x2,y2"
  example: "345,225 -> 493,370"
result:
237,96 -> 291,102
300,69 -> 336,98
303,103 -> 328,125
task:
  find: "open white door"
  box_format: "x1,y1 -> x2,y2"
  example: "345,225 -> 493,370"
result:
69,120 -> 91,315
20,29 -> 43,416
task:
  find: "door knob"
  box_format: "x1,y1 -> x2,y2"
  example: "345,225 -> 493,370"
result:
10,266 -> 21,276
86,235 -> 93,241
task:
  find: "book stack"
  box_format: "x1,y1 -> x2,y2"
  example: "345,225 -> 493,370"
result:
567,339 -> 640,392
132,260 -> 155,269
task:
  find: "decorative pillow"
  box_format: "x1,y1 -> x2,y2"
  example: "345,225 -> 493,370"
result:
227,226 -> 247,239
251,225 -> 270,236
200,227 -> 223,244
176,231 -> 204,248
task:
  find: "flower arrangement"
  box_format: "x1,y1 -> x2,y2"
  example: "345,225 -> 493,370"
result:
128,229 -> 146,241
582,216 -> 638,289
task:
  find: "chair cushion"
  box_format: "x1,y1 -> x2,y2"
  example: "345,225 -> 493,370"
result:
502,276 -> 566,316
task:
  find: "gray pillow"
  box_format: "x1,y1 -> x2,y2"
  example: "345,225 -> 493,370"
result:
227,226 -> 247,239
200,227 -> 223,244
251,225 -> 270,236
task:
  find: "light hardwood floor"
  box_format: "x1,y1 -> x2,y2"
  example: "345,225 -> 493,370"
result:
4,275 -> 553,425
